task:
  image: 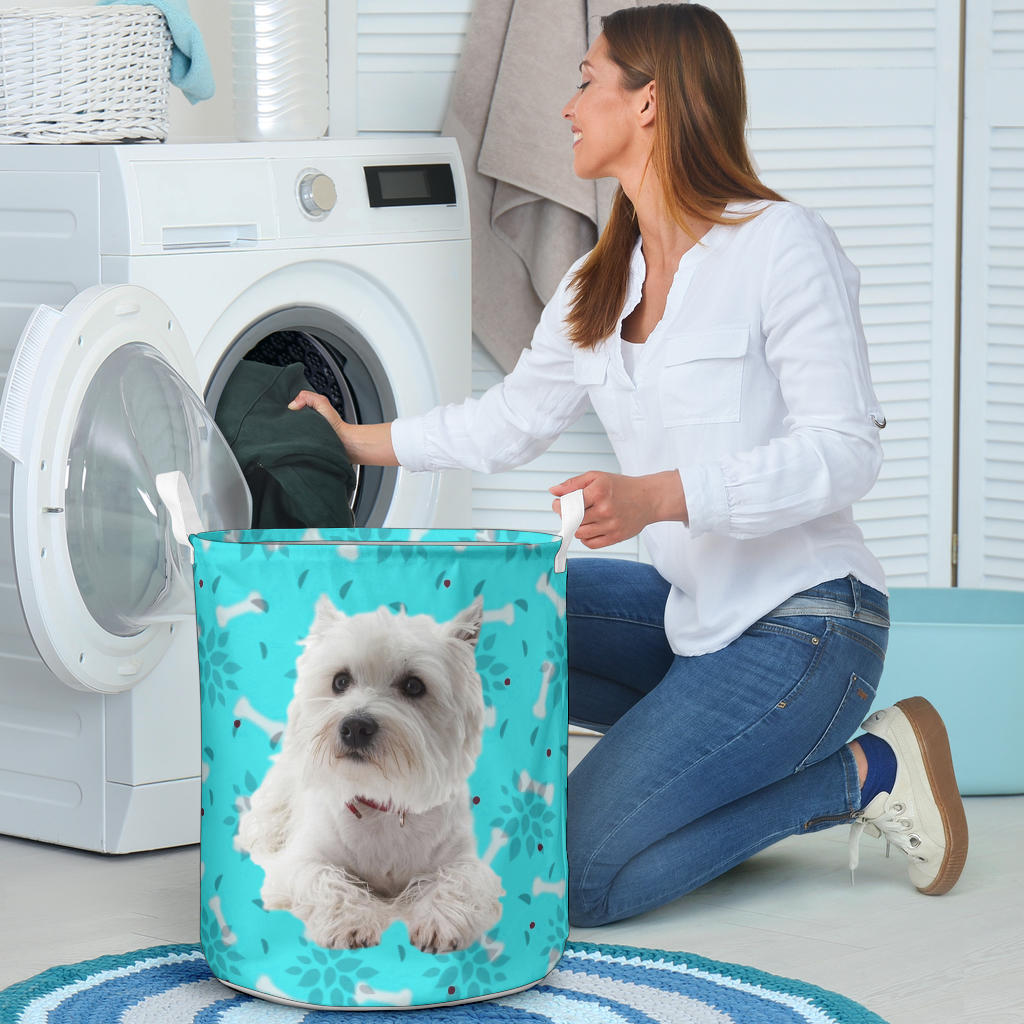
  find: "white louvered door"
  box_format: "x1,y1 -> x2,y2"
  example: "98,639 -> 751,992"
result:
332,0 -> 474,135
713,0 -> 962,586
957,0 -> 1024,589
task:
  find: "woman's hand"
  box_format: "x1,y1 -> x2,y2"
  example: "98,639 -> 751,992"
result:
288,389 -> 347,442
288,390 -> 399,466
549,470 -> 688,548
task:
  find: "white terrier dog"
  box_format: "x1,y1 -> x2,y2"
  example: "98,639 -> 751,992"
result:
236,595 -> 504,953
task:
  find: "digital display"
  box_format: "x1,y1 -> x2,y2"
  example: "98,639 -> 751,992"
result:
364,163 -> 457,208
379,168 -> 431,201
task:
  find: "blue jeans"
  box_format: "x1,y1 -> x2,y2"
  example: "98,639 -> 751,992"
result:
566,559 -> 889,927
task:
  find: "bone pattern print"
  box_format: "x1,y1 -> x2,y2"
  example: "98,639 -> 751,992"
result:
355,982 -> 415,1007
483,603 -> 516,626
482,826 -> 510,867
254,974 -> 290,999
480,933 -> 506,963
517,769 -> 556,806
533,661 -> 556,719
208,895 -> 238,946
233,696 -> 285,745
536,572 -> 566,618
216,592 -> 269,628
533,878 -> 567,899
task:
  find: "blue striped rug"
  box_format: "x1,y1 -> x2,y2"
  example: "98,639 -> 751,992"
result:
0,941 -> 888,1023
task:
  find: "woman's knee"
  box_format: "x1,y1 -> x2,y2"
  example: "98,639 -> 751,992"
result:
566,843 -> 614,928
568,885 -> 613,928
566,559 -> 675,695
566,557 -> 671,620
565,793 -> 622,928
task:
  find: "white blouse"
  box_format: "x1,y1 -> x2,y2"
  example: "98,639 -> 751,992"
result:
391,200 -> 888,656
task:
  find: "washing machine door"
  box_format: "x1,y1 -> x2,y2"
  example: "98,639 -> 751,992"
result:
0,284 -> 251,694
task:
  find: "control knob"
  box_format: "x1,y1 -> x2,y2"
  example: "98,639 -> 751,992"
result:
298,172 -> 337,217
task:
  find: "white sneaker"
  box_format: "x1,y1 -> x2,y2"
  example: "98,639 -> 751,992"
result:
848,697 -> 968,895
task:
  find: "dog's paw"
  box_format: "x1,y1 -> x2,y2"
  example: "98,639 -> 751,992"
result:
407,922 -> 467,955
402,861 -> 503,955
260,890 -> 291,912
406,910 -> 482,955
307,918 -> 384,951
258,876 -> 291,912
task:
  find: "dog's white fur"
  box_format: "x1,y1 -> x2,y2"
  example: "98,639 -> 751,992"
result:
236,595 -> 504,953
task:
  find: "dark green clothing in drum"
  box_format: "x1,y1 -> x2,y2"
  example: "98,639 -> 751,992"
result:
215,361 -> 356,529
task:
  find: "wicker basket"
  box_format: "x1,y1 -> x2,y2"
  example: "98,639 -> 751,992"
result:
0,7 -> 172,144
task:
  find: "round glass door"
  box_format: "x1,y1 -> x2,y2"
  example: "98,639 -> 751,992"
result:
66,342 -> 250,637
0,284 -> 251,693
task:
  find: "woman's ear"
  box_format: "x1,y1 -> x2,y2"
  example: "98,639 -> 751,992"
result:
638,81 -> 656,127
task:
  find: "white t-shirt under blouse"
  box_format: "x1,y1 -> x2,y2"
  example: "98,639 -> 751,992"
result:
391,200 -> 888,656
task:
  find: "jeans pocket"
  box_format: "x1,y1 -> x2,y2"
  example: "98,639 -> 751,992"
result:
746,617 -> 825,646
797,670 -> 879,771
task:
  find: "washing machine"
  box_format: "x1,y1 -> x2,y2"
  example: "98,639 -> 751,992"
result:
0,138 -> 472,853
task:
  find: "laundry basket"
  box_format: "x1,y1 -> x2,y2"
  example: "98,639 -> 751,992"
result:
0,7 -> 172,143
162,472 -> 582,1010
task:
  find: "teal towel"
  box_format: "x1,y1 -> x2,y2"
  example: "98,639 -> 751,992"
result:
97,0 -> 214,104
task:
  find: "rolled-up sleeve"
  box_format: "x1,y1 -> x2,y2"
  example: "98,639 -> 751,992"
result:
392,270 -> 592,474
682,207 -> 884,539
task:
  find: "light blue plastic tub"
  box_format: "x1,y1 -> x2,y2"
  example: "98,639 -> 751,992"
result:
874,588 -> 1024,795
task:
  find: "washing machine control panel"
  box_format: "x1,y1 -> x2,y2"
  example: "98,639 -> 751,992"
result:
298,171 -> 337,218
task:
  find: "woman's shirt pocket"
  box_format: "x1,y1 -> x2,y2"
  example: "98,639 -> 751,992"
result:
658,327 -> 749,427
573,347 -> 625,440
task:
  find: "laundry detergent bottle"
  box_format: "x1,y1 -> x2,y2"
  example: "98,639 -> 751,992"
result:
230,0 -> 328,141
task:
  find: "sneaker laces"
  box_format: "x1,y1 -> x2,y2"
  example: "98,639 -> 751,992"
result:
848,798 -> 927,883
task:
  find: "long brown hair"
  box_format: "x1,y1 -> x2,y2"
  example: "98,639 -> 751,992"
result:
566,3 -> 784,348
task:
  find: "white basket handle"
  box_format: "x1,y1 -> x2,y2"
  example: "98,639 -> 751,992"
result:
554,489 -> 585,574
156,470 -> 204,565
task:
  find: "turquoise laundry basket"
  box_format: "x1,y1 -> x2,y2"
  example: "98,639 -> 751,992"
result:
172,479 -> 584,1012
875,587 -> 1024,795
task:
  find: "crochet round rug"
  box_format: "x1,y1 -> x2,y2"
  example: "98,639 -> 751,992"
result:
1,941 -> 888,1024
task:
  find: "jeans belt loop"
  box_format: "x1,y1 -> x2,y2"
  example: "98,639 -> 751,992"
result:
849,573 -> 863,617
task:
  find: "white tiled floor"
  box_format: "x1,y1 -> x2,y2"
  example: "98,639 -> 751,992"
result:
1,760 -> 1021,1023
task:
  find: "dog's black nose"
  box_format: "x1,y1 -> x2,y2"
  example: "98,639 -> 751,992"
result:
339,713 -> 378,750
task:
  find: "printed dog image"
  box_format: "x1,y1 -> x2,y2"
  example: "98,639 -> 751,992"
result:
236,596 -> 504,953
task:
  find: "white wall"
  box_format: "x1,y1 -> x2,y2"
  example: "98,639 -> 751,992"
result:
166,3 -> 234,140
2,1 -> 235,139
956,0 -> 1024,588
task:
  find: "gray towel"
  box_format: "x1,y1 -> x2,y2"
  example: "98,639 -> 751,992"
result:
444,0 -> 658,371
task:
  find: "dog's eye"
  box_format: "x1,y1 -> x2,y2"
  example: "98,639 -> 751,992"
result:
332,671 -> 352,694
400,676 -> 426,699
